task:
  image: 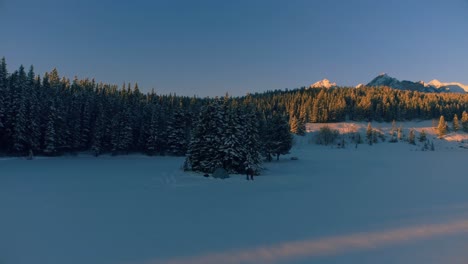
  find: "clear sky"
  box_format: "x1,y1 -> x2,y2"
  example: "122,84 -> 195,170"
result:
1,0 -> 467,96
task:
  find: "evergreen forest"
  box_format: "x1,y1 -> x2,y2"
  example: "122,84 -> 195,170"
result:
1,58 -> 467,173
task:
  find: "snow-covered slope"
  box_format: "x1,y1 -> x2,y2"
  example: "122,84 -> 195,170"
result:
1,123 -> 468,264
426,79 -> 468,93
309,78 -> 337,89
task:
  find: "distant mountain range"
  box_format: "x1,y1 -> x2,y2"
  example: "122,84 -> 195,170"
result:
309,74 -> 468,93
366,74 -> 468,93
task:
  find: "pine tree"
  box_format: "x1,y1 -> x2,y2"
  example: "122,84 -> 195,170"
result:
264,114 -> 293,161
397,126 -> 403,141
187,100 -> 224,173
146,106 -> 161,155
111,107 -> 133,154
437,115 -> 447,138
461,111 -> 468,133
242,104 -> 261,173
186,98 -> 262,174
389,120 -> 397,142
43,105 -> 58,156
166,109 -> 189,156
91,107 -> 105,156
0,57 -> 7,149
366,122 -> 373,145
418,129 -> 427,142
26,66 -> 41,153
219,101 -> 245,172
289,115 -> 300,135
453,114 -> 460,131
408,128 -> 415,145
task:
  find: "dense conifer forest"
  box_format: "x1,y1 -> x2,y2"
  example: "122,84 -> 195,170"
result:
0,58 -> 467,172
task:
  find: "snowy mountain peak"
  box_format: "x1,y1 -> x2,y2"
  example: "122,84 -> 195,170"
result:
366,74 -> 467,93
426,79 -> 468,93
367,74 -> 401,88
310,79 -> 337,89
428,79 -> 443,87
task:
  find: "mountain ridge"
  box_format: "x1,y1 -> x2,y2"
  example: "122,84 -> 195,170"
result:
365,74 -> 467,93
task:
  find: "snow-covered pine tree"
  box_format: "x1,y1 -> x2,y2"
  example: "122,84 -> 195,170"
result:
166,108 -> 189,156
12,66 -> 28,154
263,114 -> 293,161
187,99 -> 224,173
111,107 -> 133,155
0,57 -> 7,149
146,105 -> 161,156
26,66 -> 41,153
241,103 -> 262,173
219,99 -> 246,173
80,97 -> 93,150
91,106 -> 105,156
43,104 -> 58,156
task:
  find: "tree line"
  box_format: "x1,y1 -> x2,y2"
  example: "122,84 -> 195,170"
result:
0,58 -> 293,174
1,58 -> 467,171
245,86 -> 468,134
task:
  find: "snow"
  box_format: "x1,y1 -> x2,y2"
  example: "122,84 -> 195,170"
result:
309,79 -> 337,89
1,122 -> 468,264
427,79 -> 468,93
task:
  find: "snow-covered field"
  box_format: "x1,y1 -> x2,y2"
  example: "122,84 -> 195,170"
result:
1,121 -> 468,264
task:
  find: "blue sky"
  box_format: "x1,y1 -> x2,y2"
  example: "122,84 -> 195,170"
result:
1,0 -> 467,96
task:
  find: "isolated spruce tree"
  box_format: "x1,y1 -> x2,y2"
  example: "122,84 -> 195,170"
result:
453,114 -> 460,131
186,98 -> 261,174
366,123 -> 373,145
437,115 -> 447,138
408,128 -> 415,145
397,126 -> 403,141
460,111 -> 468,132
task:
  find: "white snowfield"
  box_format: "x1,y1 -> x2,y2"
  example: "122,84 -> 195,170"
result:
1,121 -> 468,264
